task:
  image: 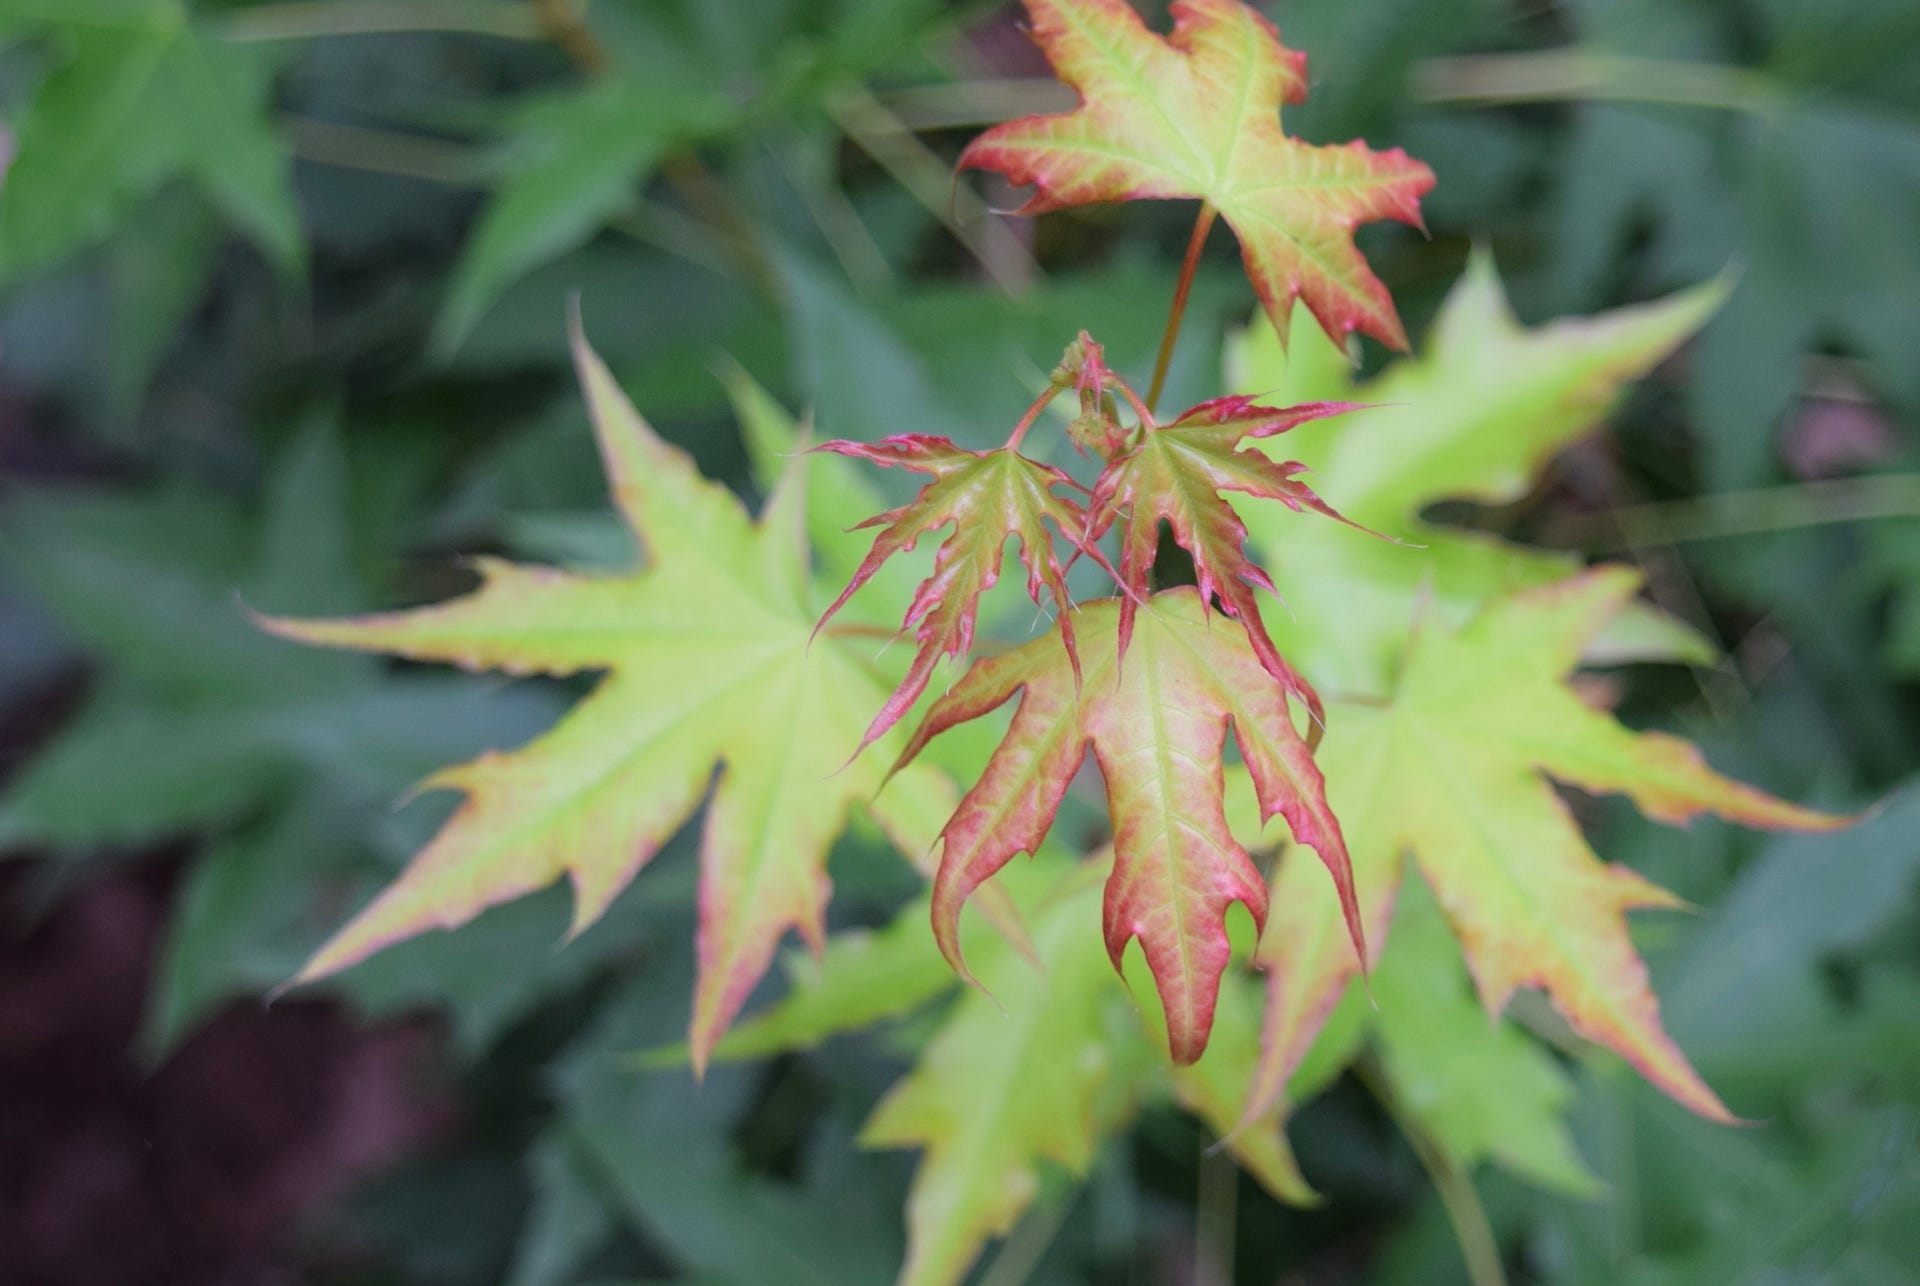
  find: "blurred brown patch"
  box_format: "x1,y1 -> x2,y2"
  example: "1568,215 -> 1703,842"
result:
0,862 -> 456,1286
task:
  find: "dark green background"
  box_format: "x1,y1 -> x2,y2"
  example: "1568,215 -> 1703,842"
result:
1,1 -> 1915,1282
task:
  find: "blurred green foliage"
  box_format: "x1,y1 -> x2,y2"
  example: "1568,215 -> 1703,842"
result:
0,1 -> 1915,1283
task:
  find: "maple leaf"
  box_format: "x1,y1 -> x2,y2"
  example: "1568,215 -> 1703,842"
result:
1230,253 -> 1729,693
258,318 -> 955,1071
959,0 -> 1434,349
812,435 -> 1104,754
1086,393 -> 1369,725
862,864 -> 1136,1286
0,427 -> 560,1054
1250,568 -> 1847,1126
1369,879 -> 1599,1196
727,853 -> 1312,1286
894,591 -> 1363,1064
0,2 -> 301,281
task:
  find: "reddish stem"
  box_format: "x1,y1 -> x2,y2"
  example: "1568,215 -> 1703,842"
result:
1145,202 -> 1217,415
1113,373 -> 1156,429
1003,383 -> 1060,451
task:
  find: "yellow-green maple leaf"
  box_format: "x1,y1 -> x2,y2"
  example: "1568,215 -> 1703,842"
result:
261,318 -> 948,1070
1251,568 -> 1846,1125
858,855 -> 1308,1286
1230,251 -> 1728,694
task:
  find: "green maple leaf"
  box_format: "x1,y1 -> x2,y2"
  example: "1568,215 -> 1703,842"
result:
717,853 -> 1312,1286
958,0 -> 1434,349
1230,250 -> 1729,694
0,0 -> 300,280
434,81 -> 738,353
895,590 -> 1363,1065
1369,878 -> 1599,1196
1251,568 -> 1845,1126
261,319 -> 954,1070
0,426 -> 560,1052
862,864 -> 1138,1286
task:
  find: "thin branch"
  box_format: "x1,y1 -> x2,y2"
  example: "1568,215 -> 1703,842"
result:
1146,202 -> 1216,415
766,138 -> 896,296
877,78 -> 1077,130
1004,384 -> 1060,451
1359,1058 -> 1508,1286
1195,1143 -> 1239,1285
659,155 -> 783,299
606,201 -> 737,277
1417,49 -> 1777,114
529,0 -> 777,296
223,0 -> 546,43
280,116 -> 484,184
976,1193 -> 1076,1286
826,83 -> 1039,295
532,0 -> 607,74
1556,472 -> 1920,552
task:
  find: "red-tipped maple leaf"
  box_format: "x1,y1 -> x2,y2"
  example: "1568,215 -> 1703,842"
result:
1087,395 -> 1369,726
959,0 -> 1434,349
257,321 -> 967,1073
894,590 -> 1364,1064
814,436 -> 1116,755
1249,568 -> 1849,1125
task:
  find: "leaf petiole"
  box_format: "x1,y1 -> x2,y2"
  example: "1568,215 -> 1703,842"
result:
1146,201 -> 1218,414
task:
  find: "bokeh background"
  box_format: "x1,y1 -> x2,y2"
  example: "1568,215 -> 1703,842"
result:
2,1 -> 1917,1283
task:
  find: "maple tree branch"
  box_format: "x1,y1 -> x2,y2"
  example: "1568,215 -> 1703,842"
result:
1146,202 -> 1218,415
767,138 -> 897,295
975,1194 -> 1075,1286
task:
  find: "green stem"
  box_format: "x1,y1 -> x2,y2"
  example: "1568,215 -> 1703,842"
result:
1196,1143 -> 1239,1284
826,84 -> 1038,295
279,116 -> 484,184
878,78 -> 1077,130
222,0 -> 546,42
1146,202 -> 1216,416
976,1195 -> 1074,1286
1565,472 -> 1920,551
1359,1058 -> 1508,1286
1417,48 -> 1778,115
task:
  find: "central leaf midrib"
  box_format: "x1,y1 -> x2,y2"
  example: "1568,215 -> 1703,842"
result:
708,660 -> 814,993
1135,617 -> 1200,1030
1053,0 -> 1211,183
458,647 -> 788,864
